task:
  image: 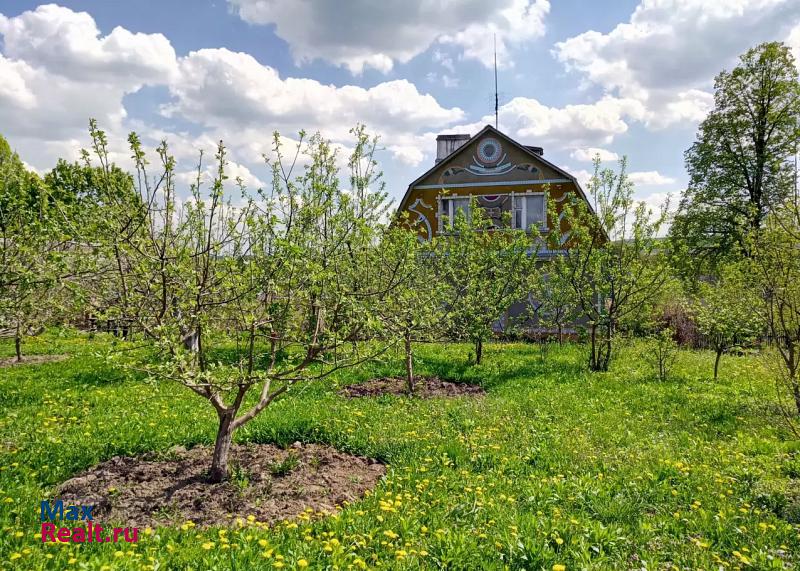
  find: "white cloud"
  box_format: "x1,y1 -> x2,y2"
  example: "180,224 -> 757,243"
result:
227,0 -> 549,73
163,48 -> 464,166
439,0 -> 550,69
0,5 -> 466,176
0,4 -> 177,85
570,168 -> 594,189
789,22 -> 800,65
628,170 -> 676,186
570,147 -> 619,162
0,4 -> 178,170
175,161 -> 266,192
555,0 -> 800,128
452,96 -> 646,152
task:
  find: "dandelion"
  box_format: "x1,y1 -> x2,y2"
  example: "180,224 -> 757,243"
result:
553,565 -> 566,571
202,542 -> 214,550
297,559 -> 309,568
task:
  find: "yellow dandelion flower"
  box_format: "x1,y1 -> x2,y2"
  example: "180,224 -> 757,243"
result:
297,559 -> 309,568
202,542 -> 214,550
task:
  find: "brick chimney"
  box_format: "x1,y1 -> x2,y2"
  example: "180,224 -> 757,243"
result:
435,134 -> 470,163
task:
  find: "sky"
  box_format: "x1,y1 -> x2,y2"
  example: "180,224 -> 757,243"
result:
1,0 -> 800,213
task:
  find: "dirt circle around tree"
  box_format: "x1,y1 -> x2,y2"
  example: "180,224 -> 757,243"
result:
340,376 -> 485,398
56,443 -> 385,529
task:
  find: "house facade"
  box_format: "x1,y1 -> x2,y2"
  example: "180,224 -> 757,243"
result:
397,125 -> 595,256
396,125 -> 598,336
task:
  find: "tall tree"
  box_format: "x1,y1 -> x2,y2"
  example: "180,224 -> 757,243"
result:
44,158 -> 141,335
671,42 -> 800,275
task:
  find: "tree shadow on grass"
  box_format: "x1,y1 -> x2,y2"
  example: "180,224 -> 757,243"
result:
414,343 -> 588,391
71,367 -> 143,387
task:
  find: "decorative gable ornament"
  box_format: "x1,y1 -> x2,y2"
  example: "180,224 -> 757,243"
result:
469,137 -> 513,175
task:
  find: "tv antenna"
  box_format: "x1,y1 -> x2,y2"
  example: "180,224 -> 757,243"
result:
494,34 -> 499,130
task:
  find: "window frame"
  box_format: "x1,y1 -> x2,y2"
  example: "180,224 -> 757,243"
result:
437,190 -> 548,233
512,190 -> 547,232
439,195 -> 472,230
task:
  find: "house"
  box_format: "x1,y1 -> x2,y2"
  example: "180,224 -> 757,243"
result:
397,124 -> 596,256
396,124 -> 600,336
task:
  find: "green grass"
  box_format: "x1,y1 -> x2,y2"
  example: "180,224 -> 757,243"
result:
0,331 -> 798,569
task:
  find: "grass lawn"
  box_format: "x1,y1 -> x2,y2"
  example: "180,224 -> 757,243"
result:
0,331 -> 798,569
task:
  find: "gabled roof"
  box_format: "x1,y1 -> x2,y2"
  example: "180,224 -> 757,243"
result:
398,124 -> 597,217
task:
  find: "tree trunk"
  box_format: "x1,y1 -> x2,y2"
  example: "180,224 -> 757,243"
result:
792,375 -> 800,417
182,328 -> 200,353
589,323 -> 598,371
475,338 -> 483,365
713,348 -> 723,381
557,324 -> 563,346
404,334 -> 414,395
602,321 -> 613,371
14,325 -> 22,363
209,412 -> 235,483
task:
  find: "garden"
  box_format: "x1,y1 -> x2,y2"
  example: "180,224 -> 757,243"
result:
1,41 -> 800,570
1,332 -> 798,569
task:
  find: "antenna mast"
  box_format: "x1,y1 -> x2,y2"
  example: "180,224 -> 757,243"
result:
494,34 -> 499,129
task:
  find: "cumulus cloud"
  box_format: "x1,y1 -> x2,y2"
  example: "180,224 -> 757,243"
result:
227,0 -> 548,73
789,22 -> 800,64
628,171 -> 676,186
0,4 -> 179,170
451,96 -> 646,152
162,48 -> 463,166
0,5 -> 465,175
0,4 -> 177,85
438,0 -> 550,68
570,147 -> 619,162
555,0 -> 800,128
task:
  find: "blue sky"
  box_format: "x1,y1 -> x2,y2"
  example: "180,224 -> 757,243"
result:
1,1 -> 799,213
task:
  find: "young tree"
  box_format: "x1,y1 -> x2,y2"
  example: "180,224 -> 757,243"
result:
526,271 -> 579,345
693,263 -> 763,381
753,201 -> 800,418
642,327 -> 679,382
87,123 -> 395,482
44,158 -> 141,336
0,136 -> 74,361
671,42 -> 800,275
438,202 -> 537,365
555,157 -> 669,372
375,227 -> 446,394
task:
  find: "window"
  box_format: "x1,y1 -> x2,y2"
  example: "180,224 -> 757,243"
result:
513,193 -> 546,231
441,196 -> 471,229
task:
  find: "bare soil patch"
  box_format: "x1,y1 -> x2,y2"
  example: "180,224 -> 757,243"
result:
341,376 -> 485,398
57,443 -> 385,528
0,354 -> 68,368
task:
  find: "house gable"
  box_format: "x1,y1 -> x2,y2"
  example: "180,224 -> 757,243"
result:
397,125 -> 598,252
